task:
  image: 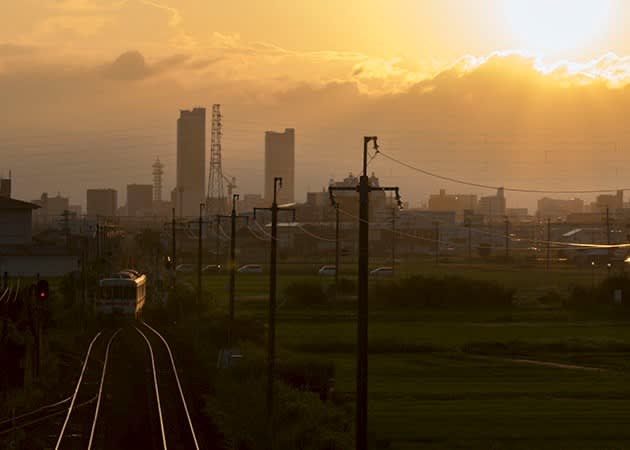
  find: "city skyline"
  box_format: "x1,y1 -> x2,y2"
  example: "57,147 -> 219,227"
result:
4,2 -> 630,211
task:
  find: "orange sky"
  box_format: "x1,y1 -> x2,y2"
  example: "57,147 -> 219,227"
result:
3,0 -> 630,209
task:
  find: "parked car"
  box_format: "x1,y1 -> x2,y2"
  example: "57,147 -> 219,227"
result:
202,264 -> 222,274
175,263 -> 194,273
370,266 -> 393,277
318,265 -> 337,276
237,264 -> 263,274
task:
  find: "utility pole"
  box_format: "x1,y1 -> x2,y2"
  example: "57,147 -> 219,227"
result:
198,203 -> 204,316
335,203 -> 341,300
465,218 -> 472,262
546,218 -> 551,271
215,217 -> 221,265
329,137 -> 401,450
434,221 -> 440,265
391,207 -> 397,276
504,216 -> 510,260
172,207 -> 177,286
217,195 -> 248,345
606,207 -> 612,277
254,178 -> 296,449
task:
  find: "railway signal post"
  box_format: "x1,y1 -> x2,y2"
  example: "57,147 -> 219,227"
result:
329,136 -> 401,450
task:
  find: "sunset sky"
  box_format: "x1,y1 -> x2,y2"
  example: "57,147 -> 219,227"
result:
3,0 -> 630,209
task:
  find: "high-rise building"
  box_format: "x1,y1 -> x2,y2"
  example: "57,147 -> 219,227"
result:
127,184 -> 153,217
175,107 -> 206,217
265,128 -> 295,205
87,189 -> 117,218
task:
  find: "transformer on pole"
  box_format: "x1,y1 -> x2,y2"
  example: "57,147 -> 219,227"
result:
206,104 -> 227,216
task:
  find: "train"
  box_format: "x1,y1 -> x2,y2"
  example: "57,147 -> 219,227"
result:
95,269 -> 146,319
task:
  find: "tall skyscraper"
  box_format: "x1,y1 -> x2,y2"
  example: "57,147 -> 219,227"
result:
264,128 -> 295,205
175,107 -> 206,217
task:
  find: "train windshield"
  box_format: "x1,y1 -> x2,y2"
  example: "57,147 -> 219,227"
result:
100,286 -> 136,299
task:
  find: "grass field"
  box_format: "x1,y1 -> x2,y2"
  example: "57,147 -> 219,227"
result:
191,263 -> 630,448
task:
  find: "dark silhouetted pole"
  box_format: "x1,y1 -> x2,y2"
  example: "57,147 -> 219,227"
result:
228,194 -> 238,342
268,178 -> 281,448
357,138 -> 372,450
198,203 -> 204,314
172,207 -> 177,285
328,137 -> 399,450
466,219 -> 472,262
546,218 -> 551,271
215,216 -> 221,264
434,221 -> 440,265
606,206 -> 612,277
505,216 -> 510,259
335,203 -> 340,300
391,207 -> 397,275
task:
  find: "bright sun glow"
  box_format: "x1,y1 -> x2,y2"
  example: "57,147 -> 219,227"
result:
504,0 -> 613,54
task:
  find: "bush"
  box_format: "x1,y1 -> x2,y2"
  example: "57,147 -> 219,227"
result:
566,276 -> 630,308
208,355 -> 351,450
372,275 -> 514,308
284,280 -> 328,306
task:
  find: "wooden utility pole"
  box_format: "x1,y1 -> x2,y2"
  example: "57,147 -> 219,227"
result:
434,221 -> 440,265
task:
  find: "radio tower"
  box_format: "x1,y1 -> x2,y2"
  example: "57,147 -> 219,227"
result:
206,104 -> 226,215
152,157 -> 164,202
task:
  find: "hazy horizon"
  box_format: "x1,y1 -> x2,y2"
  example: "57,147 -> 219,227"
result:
3,0 -> 630,211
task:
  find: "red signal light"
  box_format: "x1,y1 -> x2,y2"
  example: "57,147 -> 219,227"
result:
36,280 -> 49,301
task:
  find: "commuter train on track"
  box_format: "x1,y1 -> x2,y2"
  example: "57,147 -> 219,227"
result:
95,269 -> 146,319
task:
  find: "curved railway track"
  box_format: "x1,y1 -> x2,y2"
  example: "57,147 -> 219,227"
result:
54,328 -> 121,450
3,321 -> 204,449
136,322 -> 201,450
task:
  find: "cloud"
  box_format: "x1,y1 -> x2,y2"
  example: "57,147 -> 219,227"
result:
138,0 -> 182,27
101,50 -> 190,80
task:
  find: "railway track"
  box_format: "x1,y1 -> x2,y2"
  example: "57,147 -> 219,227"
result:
4,322 -> 203,449
54,328 -> 121,450
135,321 -> 200,450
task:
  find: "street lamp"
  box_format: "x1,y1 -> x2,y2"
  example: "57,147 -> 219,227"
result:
591,261 -> 595,289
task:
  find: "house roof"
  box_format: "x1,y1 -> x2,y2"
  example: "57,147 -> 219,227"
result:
0,197 -> 40,210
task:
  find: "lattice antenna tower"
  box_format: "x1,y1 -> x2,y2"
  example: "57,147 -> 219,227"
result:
206,104 -> 226,215
152,157 -> 164,202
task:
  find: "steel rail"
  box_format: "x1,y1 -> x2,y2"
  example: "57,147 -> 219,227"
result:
135,326 -> 168,450
87,328 -> 122,450
54,330 -> 103,450
142,321 -> 200,450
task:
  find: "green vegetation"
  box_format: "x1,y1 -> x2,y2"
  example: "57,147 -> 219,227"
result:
187,263 -> 630,449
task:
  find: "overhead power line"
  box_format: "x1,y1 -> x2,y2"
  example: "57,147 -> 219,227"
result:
378,149 -> 628,195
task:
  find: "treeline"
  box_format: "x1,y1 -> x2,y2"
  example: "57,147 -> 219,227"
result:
283,275 -> 515,308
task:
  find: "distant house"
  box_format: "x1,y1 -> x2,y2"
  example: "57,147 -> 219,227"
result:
0,197 -> 79,276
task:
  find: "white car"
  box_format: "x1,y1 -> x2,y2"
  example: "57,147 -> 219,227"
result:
370,267 -> 393,277
237,264 -> 263,274
318,265 -> 337,276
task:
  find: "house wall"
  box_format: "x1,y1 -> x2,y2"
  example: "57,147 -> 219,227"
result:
0,209 -> 32,245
